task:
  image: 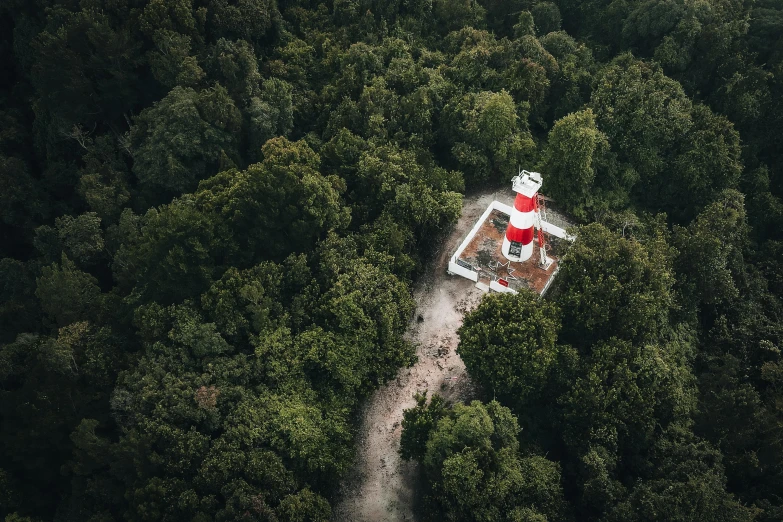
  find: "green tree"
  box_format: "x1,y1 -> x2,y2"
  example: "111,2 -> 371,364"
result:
605,426 -> 758,522
695,353 -> 783,508
539,31 -> 595,120
113,197 -> 222,304
312,239 -> 417,391
205,0 -> 279,43
514,11 -> 536,38
130,85 -> 241,198
401,393 -> 447,461
77,135 -> 131,222
443,29 -> 507,91
200,262 -> 285,344
481,0 -> 525,36
504,36 -> 556,112
106,236 -> 414,519
36,254 -> 103,327
53,212 -> 104,266
559,338 -> 695,466
673,190 -> 749,313
346,142 -> 462,231
539,109 -> 614,219
0,324 -> 122,519
248,78 -> 294,160
590,54 -> 693,214
117,138 -> 350,303
404,399 -> 568,522
532,2 -> 562,35
669,104 -> 743,222
553,223 -> 675,348
147,29 -> 205,88
31,5 -> 144,131
433,0 -> 487,34
443,90 -> 535,184
457,291 -> 561,406
195,137 -> 350,262
204,38 -> 261,103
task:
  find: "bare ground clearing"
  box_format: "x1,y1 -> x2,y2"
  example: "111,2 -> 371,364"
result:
332,187 -> 516,522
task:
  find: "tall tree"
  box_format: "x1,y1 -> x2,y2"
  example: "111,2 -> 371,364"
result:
131,84 -> 241,199
553,223 -> 675,348
539,109 -> 615,220
457,291 -> 561,408
402,399 -> 568,522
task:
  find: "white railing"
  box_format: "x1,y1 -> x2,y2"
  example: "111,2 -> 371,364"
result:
448,200 -> 574,293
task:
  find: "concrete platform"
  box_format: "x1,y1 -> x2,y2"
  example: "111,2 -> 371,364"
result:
459,209 -> 558,295
447,197 -> 573,296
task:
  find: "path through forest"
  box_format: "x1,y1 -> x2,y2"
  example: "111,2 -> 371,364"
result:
333,187 -> 516,521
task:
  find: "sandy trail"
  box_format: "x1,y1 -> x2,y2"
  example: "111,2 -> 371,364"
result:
333,187 -> 516,522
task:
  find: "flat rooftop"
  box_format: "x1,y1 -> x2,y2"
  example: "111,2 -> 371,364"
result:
458,209 -> 559,295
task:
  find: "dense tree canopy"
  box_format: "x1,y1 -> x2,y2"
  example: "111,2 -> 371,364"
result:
444,220 -> 762,521
402,398 -> 569,522
457,291 -> 561,406
2,0 -> 783,520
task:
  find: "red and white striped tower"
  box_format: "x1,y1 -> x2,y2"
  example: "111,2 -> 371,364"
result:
502,170 -> 543,262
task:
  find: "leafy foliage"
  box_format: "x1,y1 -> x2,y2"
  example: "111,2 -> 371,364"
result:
457,291 -> 561,405
402,398 -> 568,522
539,108 -> 611,219
2,0 -> 783,520
131,84 -> 242,199
554,222 -> 675,348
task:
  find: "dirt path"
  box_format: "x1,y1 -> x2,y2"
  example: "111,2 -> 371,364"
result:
333,187 -> 515,522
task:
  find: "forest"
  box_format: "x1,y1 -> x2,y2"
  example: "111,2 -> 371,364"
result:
0,0 -> 782,521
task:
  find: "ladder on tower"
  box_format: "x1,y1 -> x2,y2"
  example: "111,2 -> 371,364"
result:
535,195 -> 554,270
538,194 -> 549,225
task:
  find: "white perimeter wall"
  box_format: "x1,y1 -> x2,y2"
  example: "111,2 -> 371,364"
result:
447,201 -> 499,281
489,280 -> 517,294
447,201 -> 574,291
449,263 -> 479,282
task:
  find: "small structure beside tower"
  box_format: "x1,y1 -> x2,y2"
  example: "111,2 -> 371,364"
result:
447,169 -> 570,296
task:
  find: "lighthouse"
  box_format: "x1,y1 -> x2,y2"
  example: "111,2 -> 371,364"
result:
447,168 -> 568,294
502,170 -> 543,263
